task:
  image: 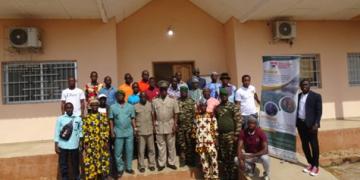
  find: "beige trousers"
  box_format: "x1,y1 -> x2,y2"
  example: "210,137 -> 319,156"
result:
137,134 -> 156,169
156,133 -> 176,167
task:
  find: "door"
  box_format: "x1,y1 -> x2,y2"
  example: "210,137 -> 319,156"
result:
172,63 -> 193,82
153,61 -> 194,82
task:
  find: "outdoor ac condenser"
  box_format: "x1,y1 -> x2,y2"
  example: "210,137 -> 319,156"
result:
273,21 -> 296,40
9,27 -> 42,48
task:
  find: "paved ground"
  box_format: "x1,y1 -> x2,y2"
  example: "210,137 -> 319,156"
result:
3,118 -> 359,179
326,162 -> 360,180
118,154 -> 337,180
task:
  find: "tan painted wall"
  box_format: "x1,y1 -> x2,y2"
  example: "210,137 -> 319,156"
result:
1,1 -> 360,144
0,19 -> 118,143
224,18 -> 239,85
232,20 -> 360,119
116,0 -> 227,82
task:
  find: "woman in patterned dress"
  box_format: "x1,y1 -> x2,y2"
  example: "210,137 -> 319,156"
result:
193,102 -> 219,180
82,99 -> 110,179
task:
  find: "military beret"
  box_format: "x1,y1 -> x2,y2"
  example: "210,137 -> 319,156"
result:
158,80 -> 169,88
116,90 -> 125,96
180,86 -> 188,92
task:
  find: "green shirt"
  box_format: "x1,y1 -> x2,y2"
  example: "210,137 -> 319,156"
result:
109,102 -> 135,137
215,102 -> 242,134
178,97 -> 196,128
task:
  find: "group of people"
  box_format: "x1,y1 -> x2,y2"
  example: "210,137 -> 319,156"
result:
55,68 -> 322,180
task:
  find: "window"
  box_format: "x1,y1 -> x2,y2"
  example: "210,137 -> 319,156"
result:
347,53 -> 360,86
300,54 -> 321,88
2,61 -> 77,104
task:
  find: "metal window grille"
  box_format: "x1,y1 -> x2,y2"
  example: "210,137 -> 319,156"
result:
2,61 -> 77,104
300,54 -> 321,88
347,53 -> 360,86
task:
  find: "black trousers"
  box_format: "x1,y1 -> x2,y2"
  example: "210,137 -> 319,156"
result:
59,148 -> 80,180
297,120 -> 319,167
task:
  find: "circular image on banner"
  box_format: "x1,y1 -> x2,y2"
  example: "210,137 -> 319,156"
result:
280,96 -> 296,113
264,101 -> 278,116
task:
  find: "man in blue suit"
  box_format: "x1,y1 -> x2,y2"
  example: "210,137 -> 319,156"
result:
296,79 -> 322,177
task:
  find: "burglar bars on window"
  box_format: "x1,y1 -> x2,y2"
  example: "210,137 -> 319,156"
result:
2,61 -> 77,104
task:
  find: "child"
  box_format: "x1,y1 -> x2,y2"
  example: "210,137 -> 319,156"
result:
193,102 -> 219,179
54,102 -> 83,180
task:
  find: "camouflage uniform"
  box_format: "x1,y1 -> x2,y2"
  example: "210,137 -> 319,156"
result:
215,101 -> 242,180
177,97 -> 196,166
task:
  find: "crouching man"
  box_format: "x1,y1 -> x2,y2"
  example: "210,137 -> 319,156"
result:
236,116 -> 270,180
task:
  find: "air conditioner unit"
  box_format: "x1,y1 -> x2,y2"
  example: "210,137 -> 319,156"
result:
9,27 -> 42,48
273,21 -> 296,40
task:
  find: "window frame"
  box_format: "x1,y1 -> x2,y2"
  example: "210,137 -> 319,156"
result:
300,54 -> 322,88
2,60 -> 77,104
347,53 -> 360,86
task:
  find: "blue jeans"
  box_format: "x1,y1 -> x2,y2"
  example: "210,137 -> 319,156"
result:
114,136 -> 134,171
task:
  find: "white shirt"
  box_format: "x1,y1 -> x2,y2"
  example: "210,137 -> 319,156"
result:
61,88 -> 85,116
298,93 -> 308,120
235,85 -> 257,115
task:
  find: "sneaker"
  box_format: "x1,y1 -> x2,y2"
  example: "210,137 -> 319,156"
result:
118,170 -> 124,178
158,166 -> 165,171
139,168 -> 145,173
303,165 -> 313,173
167,164 -> 177,170
310,167 -> 319,176
264,175 -> 270,180
125,169 -> 135,174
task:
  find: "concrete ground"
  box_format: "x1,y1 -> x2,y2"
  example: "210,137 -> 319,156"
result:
0,140 -> 337,180
117,154 -> 337,180
2,118 -> 359,179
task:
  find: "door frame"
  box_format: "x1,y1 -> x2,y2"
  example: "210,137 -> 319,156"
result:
152,60 -> 195,80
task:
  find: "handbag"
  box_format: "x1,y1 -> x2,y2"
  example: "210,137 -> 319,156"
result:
60,118 -> 74,141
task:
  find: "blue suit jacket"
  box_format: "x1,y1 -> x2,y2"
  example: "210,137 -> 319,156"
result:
296,91 -> 323,128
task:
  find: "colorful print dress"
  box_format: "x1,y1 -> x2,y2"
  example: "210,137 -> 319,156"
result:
193,112 -> 219,179
82,113 -> 110,179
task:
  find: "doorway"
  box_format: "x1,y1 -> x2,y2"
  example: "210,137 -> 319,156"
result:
153,61 -> 194,82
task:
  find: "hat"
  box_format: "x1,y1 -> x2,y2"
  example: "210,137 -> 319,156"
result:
158,80 -> 169,88
98,94 -> 107,99
180,86 -> 188,93
116,90 -> 125,96
191,77 -> 199,83
220,73 -> 231,80
248,115 -> 258,123
219,88 -> 228,96
89,99 -> 100,105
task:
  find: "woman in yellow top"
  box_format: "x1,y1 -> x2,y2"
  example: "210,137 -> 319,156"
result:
82,99 -> 110,179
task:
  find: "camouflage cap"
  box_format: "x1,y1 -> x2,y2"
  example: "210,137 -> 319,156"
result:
158,80 -> 169,88
116,90 -> 125,96
180,86 -> 188,93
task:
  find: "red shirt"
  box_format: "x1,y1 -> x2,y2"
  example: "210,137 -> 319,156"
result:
138,80 -> 150,92
239,128 -> 267,153
145,87 -> 159,101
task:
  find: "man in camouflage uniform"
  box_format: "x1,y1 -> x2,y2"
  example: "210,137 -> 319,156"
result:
215,88 -> 242,180
177,86 -> 196,167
